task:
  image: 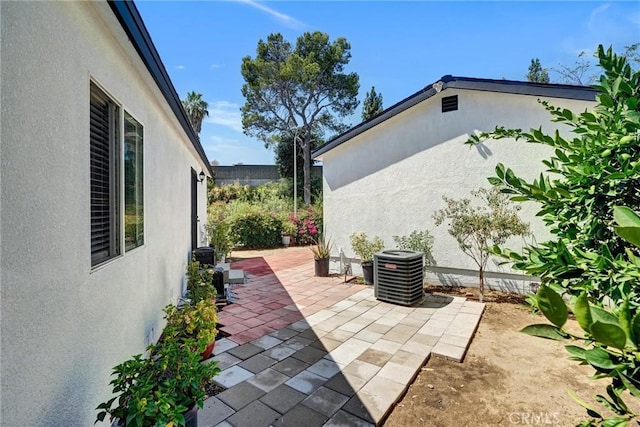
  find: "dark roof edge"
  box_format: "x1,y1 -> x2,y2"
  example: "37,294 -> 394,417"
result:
107,0 -> 212,175
312,75 -> 597,159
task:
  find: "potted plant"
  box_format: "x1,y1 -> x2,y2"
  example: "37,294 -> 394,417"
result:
95,333 -> 220,427
186,258 -> 217,304
310,236 -> 333,277
281,218 -> 297,246
163,300 -> 218,359
205,218 -> 232,263
350,232 -> 384,285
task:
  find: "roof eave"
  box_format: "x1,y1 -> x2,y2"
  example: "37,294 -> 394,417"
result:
107,0 -> 212,175
312,75 -> 597,160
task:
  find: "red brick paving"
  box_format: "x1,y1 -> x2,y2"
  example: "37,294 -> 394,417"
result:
218,247 -> 367,344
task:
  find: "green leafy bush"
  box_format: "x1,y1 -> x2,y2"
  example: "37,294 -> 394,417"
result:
228,206 -> 283,248
207,179 -> 323,249
204,206 -> 233,262
185,258 -> 217,303
350,232 -> 384,264
290,206 -> 321,245
524,207 -> 640,426
466,45 -> 640,305
95,298 -> 220,427
433,187 -> 530,301
392,229 -> 434,264
209,181 -> 253,203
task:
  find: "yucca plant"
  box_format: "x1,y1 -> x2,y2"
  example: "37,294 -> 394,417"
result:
310,235 -> 333,260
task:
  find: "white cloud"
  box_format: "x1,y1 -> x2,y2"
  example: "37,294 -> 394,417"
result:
210,64 -> 221,70
204,101 -> 243,133
588,3 -> 611,32
203,135 -> 242,152
234,0 -> 307,30
176,65 -> 185,70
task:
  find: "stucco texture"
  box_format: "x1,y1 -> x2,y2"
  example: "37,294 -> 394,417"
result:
321,89 -> 594,291
1,2 -> 209,425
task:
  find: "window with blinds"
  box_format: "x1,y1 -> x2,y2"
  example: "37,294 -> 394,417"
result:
90,83 -> 120,266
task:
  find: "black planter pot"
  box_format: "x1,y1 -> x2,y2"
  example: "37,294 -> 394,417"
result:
362,262 -> 374,285
314,258 -> 330,277
184,404 -> 198,427
113,405 -> 197,427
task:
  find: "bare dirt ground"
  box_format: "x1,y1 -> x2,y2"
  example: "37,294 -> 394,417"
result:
385,287 -> 609,427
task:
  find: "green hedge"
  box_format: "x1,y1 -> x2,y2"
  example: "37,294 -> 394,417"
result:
229,209 -> 283,248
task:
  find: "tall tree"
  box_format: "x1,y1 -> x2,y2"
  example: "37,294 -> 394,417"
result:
274,132 -> 320,180
361,86 -> 383,121
526,58 -> 550,83
182,91 -> 209,135
241,32 -> 359,204
553,43 -> 639,85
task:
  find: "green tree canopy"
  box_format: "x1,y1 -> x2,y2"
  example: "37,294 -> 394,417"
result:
274,131 -> 320,179
241,32 -> 359,204
526,58 -> 550,83
361,86 -> 383,121
553,43 -> 639,86
181,91 -> 209,135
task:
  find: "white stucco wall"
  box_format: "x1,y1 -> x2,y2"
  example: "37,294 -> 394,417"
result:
1,2 -> 210,425
321,88 -> 594,292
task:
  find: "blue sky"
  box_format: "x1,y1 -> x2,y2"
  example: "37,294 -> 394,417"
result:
136,1 -> 640,166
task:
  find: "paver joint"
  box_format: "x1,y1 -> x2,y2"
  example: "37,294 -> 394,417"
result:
204,247 -> 484,426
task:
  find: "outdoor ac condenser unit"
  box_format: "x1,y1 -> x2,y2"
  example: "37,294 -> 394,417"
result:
374,250 -> 424,305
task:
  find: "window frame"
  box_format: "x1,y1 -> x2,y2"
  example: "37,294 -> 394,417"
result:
90,80 -> 145,269
123,110 -> 145,252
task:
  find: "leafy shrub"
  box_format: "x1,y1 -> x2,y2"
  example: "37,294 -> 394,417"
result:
96,305 -> 219,427
185,258 -> 217,302
392,229 -> 434,264
350,232 -> 384,263
228,207 -> 283,248
163,301 -> 217,353
207,179 -> 323,249
467,45 -> 640,305
433,187 -> 530,301
523,206 -> 640,426
291,206 -> 320,245
205,202 -> 234,260
209,182 -> 253,203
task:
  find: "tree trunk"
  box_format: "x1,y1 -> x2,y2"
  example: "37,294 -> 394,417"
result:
478,267 -> 484,303
302,136 -> 311,205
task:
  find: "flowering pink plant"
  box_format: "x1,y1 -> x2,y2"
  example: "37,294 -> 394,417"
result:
289,207 -> 320,245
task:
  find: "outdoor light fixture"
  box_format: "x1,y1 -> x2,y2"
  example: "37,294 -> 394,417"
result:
198,170 -> 206,183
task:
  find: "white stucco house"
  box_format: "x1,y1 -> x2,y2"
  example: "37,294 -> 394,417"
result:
313,76 -> 596,291
1,1 -> 212,425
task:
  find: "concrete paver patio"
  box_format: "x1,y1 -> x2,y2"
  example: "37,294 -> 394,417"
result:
202,247 -> 484,426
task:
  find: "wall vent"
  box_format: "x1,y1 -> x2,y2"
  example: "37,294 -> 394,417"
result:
442,95 -> 458,112
374,250 -> 424,305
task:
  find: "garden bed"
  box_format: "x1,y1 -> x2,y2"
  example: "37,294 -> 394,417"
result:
385,298 -> 612,426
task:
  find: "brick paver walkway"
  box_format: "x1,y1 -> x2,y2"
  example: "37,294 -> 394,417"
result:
217,248 -> 367,345
201,247 -> 484,427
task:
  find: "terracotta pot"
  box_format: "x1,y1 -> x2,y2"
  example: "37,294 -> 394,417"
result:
314,258 -> 330,277
200,340 -> 216,360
